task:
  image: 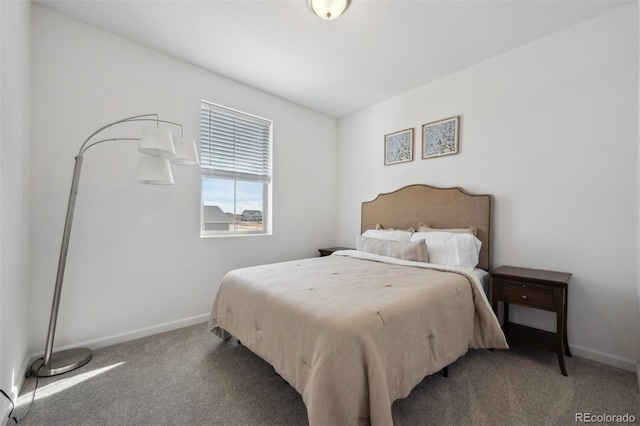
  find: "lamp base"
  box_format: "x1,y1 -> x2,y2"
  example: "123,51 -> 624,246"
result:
31,348 -> 92,377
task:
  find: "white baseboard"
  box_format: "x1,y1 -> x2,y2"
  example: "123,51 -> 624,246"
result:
570,343 -> 636,372
28,313 -> 210,360
25,314 -> 635,374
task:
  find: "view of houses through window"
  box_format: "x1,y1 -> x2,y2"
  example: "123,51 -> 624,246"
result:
201,177 -> 264,232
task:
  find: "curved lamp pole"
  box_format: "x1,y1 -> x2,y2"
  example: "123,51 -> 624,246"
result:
31,114 -> 198,377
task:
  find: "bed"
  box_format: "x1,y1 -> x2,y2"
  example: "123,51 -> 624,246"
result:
208,184 -> 508,425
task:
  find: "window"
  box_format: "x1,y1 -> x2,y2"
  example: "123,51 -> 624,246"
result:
200,101 -> 272,236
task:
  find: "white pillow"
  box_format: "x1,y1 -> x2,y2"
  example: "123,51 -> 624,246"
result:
410,231 -> 482,269
356,236 -> 429,263
361,229 -> 413,242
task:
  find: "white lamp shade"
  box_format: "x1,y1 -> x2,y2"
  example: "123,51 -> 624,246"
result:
137,156 -> 174,184
308,0 -> 350,20
138,127 -> 176,157
171,137 -> 199,166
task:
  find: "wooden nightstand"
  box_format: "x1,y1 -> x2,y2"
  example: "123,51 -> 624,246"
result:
318,247 -> 353,257
490,265 -> 572,376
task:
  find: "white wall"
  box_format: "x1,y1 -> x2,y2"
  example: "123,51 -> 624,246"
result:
0,0 -> 31,417
29,6 -> 338,354
337,4 -> 639,370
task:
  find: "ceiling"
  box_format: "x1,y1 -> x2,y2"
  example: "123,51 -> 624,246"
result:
34,0 -> 630,118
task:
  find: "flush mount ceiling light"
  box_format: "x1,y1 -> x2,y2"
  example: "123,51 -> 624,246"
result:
308,0 -> 351,20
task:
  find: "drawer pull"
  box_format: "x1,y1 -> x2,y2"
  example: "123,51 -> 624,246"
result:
522,295 -> 528,300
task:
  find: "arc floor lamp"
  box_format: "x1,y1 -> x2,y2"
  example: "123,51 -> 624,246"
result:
31,114 -> 199,377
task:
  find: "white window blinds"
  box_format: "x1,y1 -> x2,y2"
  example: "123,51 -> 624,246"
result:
200,101 -> 272,183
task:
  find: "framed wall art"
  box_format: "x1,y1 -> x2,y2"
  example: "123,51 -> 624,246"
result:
384,128 -> 414,165
422,116 -> 459,159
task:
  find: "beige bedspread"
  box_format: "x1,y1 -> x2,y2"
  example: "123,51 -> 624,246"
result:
208,251 -> 507,425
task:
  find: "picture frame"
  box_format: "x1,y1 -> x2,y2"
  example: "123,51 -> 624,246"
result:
421,116 -> 460,159
384,128 -> 414,165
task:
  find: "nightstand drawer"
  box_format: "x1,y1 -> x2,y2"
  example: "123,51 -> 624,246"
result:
496,279 -> 554,294
499,286 -> 555,309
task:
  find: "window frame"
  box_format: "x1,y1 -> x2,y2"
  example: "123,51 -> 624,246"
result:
200,101 -> 273,237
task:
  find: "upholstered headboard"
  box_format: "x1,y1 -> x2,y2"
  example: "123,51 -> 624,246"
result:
361,184 -> 493,271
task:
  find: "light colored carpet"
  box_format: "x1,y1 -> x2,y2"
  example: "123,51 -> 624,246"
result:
15,323 -> 639,425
